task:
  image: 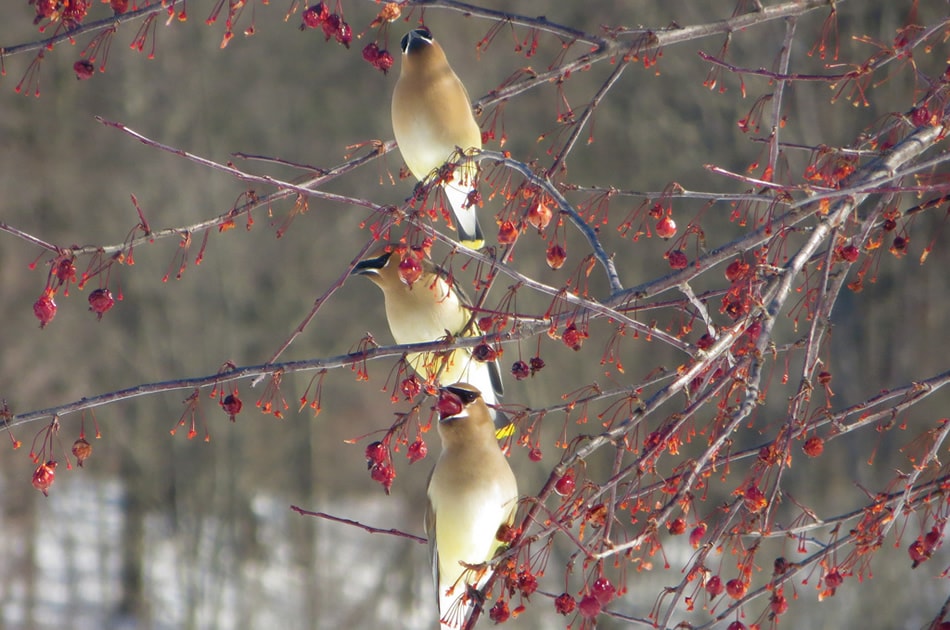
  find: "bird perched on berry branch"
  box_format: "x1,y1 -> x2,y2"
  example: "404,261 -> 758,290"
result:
392,28 -> 485,249
351,245 -> 506,430
427,383 -> 518,628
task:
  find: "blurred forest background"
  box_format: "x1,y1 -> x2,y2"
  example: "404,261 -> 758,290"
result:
1,1 -> 949,629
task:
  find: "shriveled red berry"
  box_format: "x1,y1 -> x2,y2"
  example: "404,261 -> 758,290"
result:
546,243 -> 566,269
511,360 -> 530,380
111,0 -> 129,13
554,470 -> 575,496
400,376 -> 422,400
667,249 -> 689,269
397,255 -> 422,286
591,577 -> 615,605
436,390 -> 463,419
803,435 -> 824,457
909,538 -> 929,567
473,342 -> 498,362
578,594 -> 601,619
221,393 -> 243,421
322,13 -> 341,40
374,50 -> 394,74
335,20 -> 353,48
407,438 -> 427,463
362,42 -> 380,63
528,447 -> 543,462
517,570 -> 538,597
911,105 -> 930,127
33,292 -> 57,328
554,592 -> 576,615
890,235 -> 909,256
725,578 -> 747,600
689,523 -> 707,548
489,600 -> 509,623
526,201 -> 553,231
55,257 -> 77,286
32,460 -> 57,496
744,484 -> 768,512
72,438 -> 92,467
770,590 -> 788,615
561,323 -> 587,351
365,441 -> 387,465
498,220 -> 519,244
302,2 -> 329,28
667,517 -> 686,535
924,526 -> 942,552
837,244 -> 860,262
727,622 -> 747,630
34,0 -> 57,20
370,462 -> 395,494
725,258 -> 749,281
529,356 -> 545,374
655,216 -> 676,239
705,575 -> 724,597
73,60 -> 95,80
61,0 -> 90,24
824,568 -> 843,590
88,288 -> 115,319
774,557 -> 789,575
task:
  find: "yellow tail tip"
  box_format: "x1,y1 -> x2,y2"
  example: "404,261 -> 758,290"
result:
495,422 -> 515,441
460,239 -> 485,250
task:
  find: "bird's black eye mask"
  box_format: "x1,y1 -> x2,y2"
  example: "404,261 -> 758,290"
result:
445,386 -> 480,406
401,28 -> 433,54
351,251 -> 392,275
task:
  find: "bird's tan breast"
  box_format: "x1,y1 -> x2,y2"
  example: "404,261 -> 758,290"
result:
427,444 -> 518,578
381,277 -> 469,344
392,70 -> 482,180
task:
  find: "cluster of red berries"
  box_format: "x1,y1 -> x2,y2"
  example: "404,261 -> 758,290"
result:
576,577 -> 615,620
301,3 -> 352,48
33,286 -> 116,327
908,526 -> 944,568
31,0 -> 90,27
510,356 -> 545,380
365,440 -> 395,494
32,252 -> 117,327
362,43 -> 394,74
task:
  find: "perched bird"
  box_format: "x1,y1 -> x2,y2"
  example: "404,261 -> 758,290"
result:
427,383 -> 519,628
351,245 -> 504,418
392,27 -> 485,249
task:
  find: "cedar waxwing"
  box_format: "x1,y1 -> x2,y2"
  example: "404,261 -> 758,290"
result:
392,28 -> 485,249
351,245 -> 504,419
426,383 -> 518,628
